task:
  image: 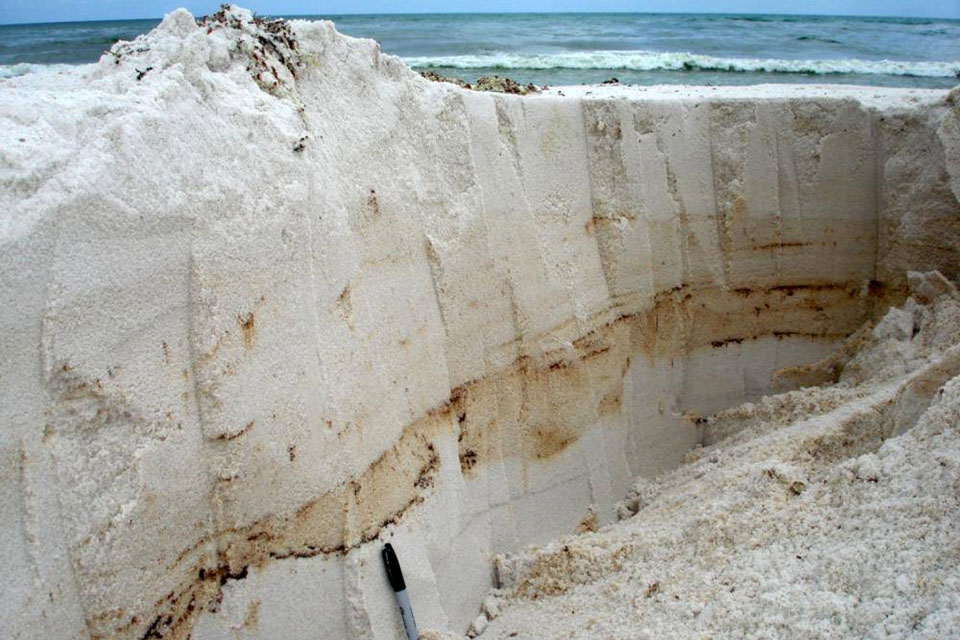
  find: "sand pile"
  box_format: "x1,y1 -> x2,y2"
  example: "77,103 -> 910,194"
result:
466,271 -> 959,640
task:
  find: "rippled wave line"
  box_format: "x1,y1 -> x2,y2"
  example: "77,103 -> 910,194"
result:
403,50 -> 960,78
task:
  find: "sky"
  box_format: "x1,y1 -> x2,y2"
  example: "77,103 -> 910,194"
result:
1,0 -> 958,24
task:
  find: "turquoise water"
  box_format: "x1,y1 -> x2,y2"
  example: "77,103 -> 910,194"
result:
2,12 -> 958,87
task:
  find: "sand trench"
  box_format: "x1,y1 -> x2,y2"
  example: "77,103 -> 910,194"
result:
1,7 -> 958,640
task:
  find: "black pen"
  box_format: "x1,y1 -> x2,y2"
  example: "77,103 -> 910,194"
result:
382,543 -> 419,640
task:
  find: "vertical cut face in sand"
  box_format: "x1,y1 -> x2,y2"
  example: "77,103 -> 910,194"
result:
0,6 -> 957,640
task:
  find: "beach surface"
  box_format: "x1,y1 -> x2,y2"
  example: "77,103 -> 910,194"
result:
1,7 -> 958,640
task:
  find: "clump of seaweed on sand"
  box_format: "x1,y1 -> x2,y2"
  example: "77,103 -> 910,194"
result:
420,70 -> 542,95
107,4 -> 303,100
420,70 -> 473,89
198,4 -> 302,97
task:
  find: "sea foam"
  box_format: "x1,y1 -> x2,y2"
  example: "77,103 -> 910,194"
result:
0,62 -> 86,78
404,50 -> 960,78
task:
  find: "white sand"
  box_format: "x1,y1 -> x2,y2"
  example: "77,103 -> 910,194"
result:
1,6 -> 958,640
541,82 -> 948,110
469,273 -> 960,640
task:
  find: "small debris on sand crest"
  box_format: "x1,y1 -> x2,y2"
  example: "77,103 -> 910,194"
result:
473,75 -> 540,95
420,70 -> 473,89
108,4 -> 302,97
419,70 -> 541,95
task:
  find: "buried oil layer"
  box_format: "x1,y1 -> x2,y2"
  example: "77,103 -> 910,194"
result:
117,275 -> 892,639
476,272 -> 959,640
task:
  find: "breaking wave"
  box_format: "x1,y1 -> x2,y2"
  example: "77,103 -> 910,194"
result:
403,50 -> 960,78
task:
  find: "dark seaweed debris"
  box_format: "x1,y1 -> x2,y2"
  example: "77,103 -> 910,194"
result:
420,71 -> 540,96
473,75 -> 540,95
419,70 -> 472,89
198,4 -> 302,95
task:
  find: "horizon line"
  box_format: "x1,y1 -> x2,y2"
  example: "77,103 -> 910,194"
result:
3,9 -> 959,27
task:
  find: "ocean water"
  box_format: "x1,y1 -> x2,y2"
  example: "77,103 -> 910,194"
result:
1,12 -> 958,87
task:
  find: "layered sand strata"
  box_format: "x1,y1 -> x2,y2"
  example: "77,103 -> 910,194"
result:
1,7 -> 958,640
477,273 -> 960,640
